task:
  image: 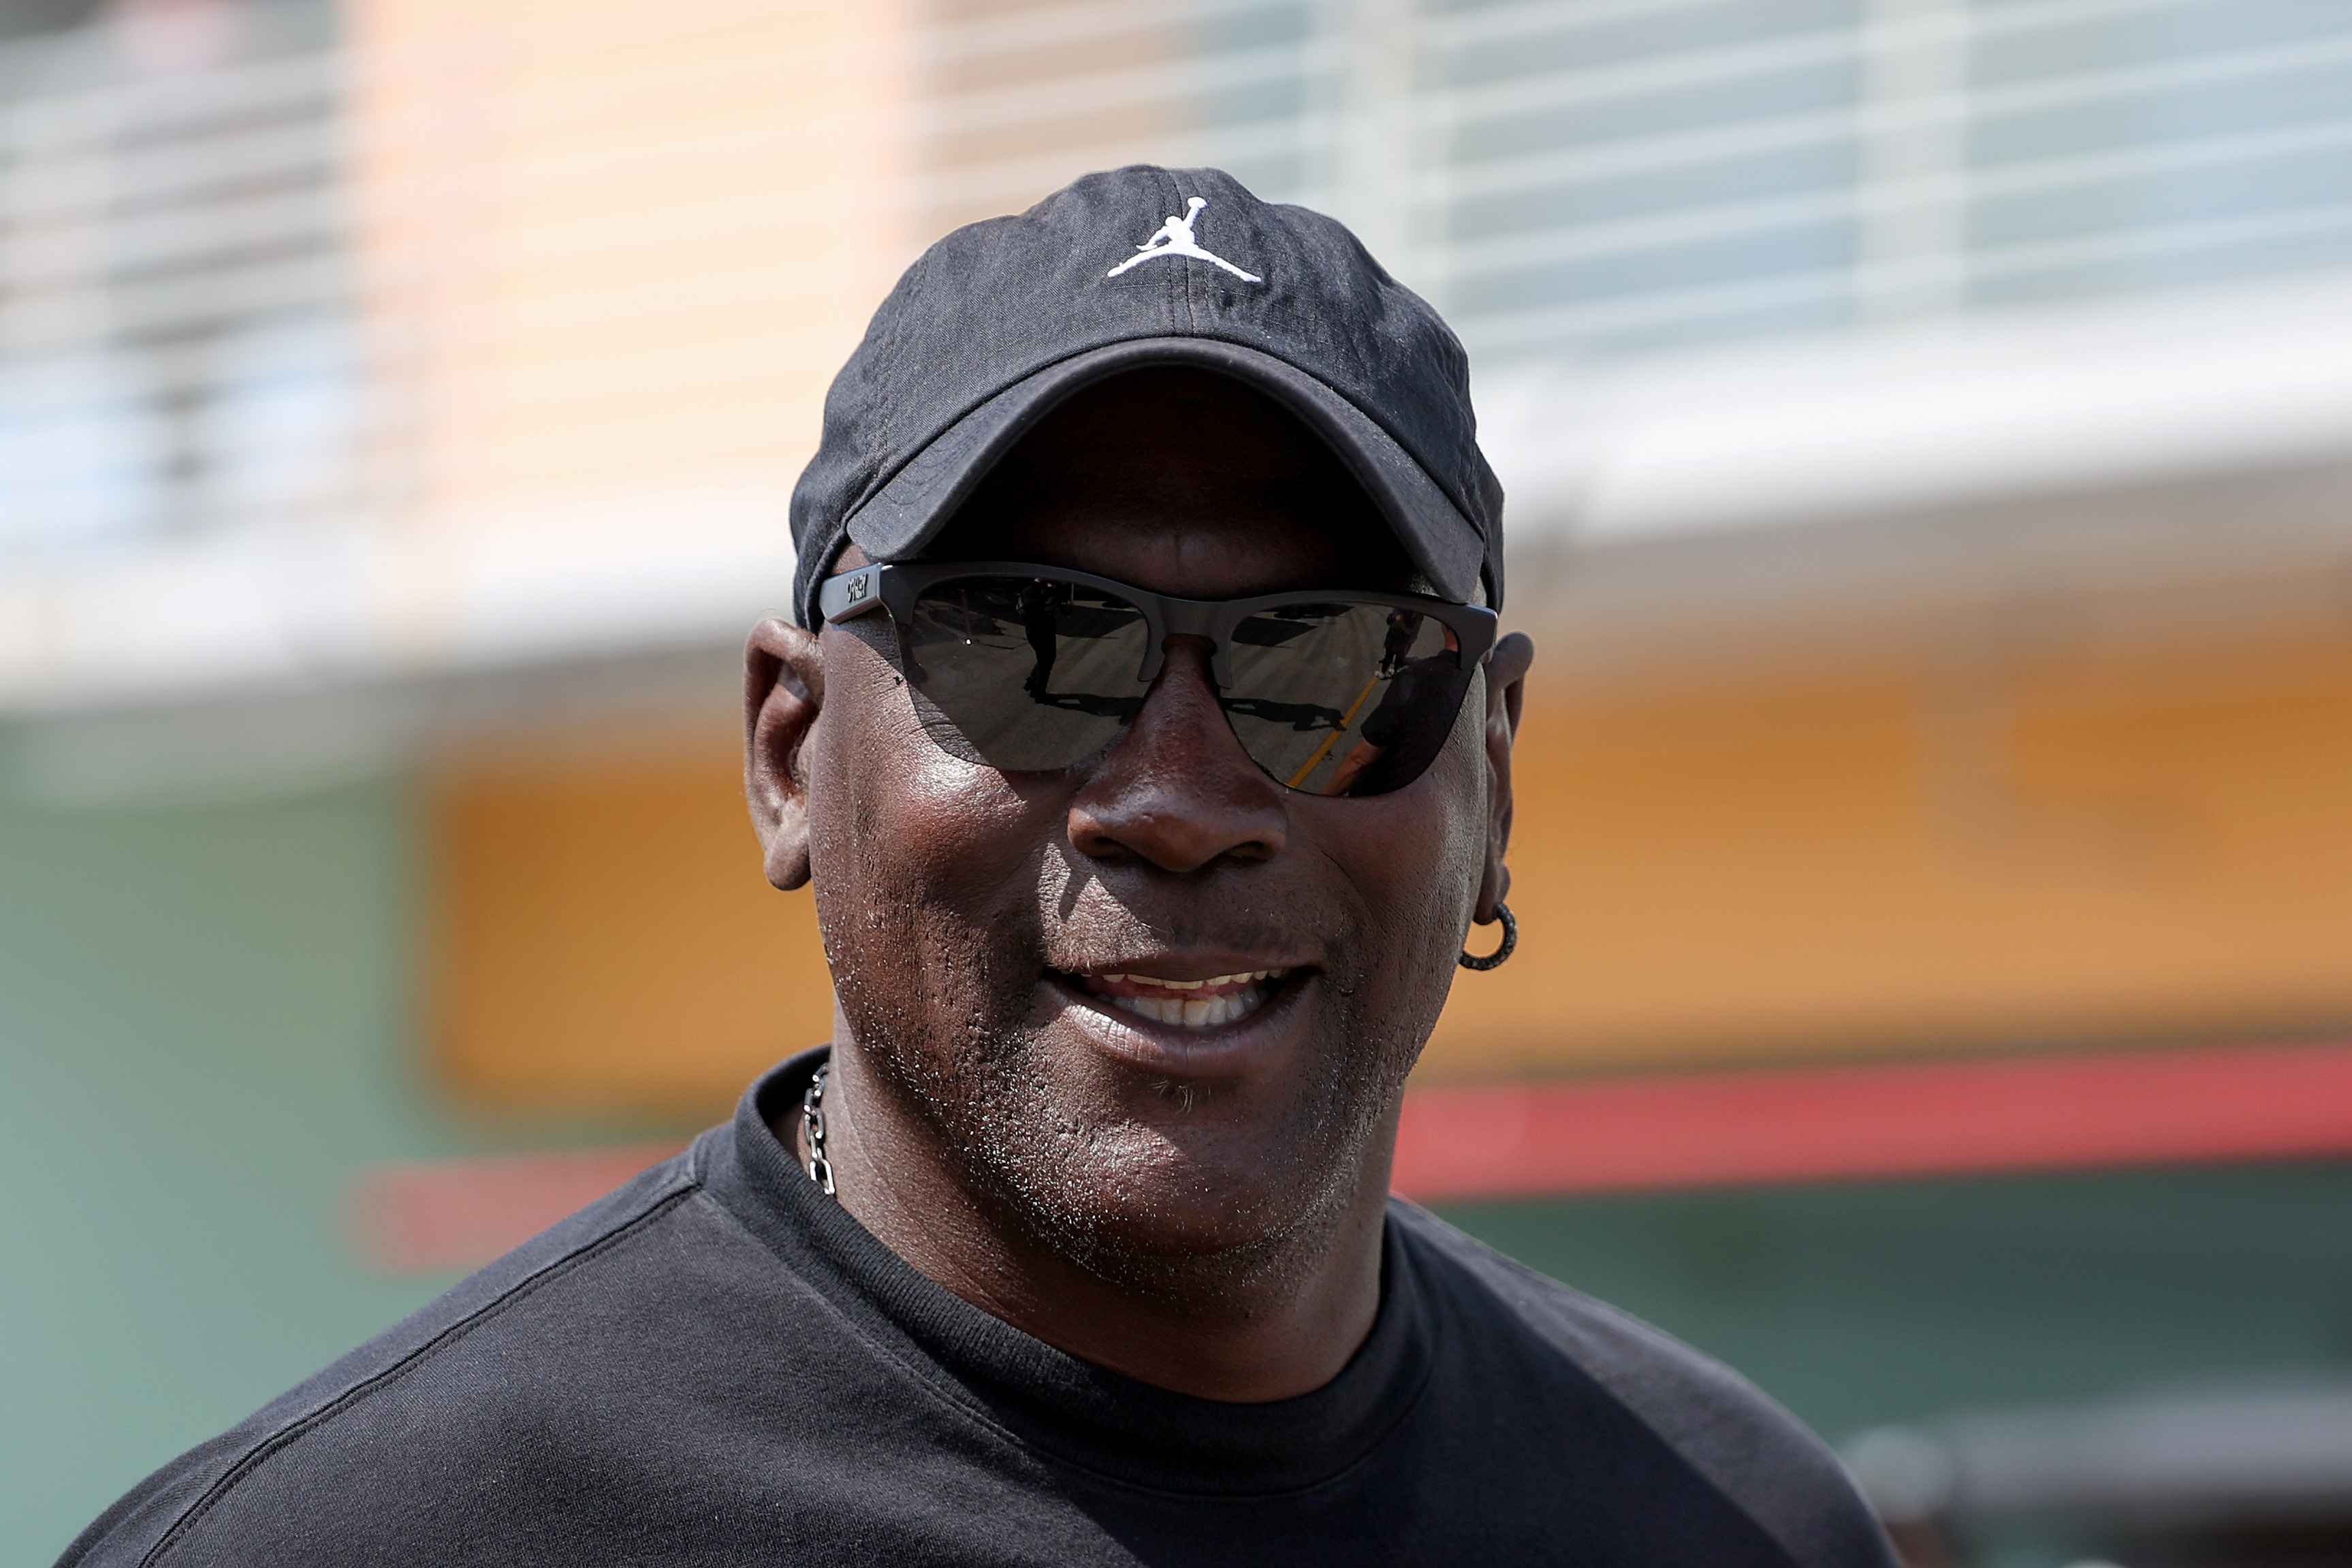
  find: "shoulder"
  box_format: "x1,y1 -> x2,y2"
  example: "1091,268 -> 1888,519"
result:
1388,1198 -> 1897,1568
59,1140 -> 727,1568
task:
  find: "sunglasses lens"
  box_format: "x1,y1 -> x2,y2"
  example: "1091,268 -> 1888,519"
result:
904,576 -> 1152,771
1222,603 -> 1473,797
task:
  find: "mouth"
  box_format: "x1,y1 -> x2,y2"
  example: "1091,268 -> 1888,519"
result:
1061,967 -> 1297,1029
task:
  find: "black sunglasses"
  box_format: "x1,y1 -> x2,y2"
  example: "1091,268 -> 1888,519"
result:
819,561 -> 1499,798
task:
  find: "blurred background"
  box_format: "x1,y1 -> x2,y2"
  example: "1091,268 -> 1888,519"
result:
6,0 -> 2352,1561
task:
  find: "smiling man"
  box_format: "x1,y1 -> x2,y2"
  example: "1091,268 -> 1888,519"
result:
64,167 -> 1894,1567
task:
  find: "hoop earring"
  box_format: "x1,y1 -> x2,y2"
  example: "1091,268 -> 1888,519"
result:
1458,902 -> 1516,971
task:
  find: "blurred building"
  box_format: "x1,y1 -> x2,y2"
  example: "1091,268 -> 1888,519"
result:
8,0 -> 2352,1559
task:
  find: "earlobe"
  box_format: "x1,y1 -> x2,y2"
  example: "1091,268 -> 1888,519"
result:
1476,632 -> 1535,923
745,617 -> 825,892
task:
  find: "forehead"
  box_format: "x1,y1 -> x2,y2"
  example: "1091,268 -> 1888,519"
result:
924,368 -> 1418,601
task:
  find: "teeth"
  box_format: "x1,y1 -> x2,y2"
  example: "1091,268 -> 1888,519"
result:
1085,967 -> 1294,1029
1110,985 -> 1270,1028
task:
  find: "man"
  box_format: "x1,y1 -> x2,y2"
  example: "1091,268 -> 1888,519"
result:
65,167 -> 1894,1566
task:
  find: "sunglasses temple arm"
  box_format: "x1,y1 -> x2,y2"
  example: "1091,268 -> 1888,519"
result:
815,567 -> 891,624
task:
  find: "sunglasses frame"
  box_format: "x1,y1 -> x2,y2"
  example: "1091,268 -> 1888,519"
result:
818,560 -> 1499,692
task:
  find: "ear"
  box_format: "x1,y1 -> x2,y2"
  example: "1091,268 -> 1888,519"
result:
745,616 -> 825,891
1474,633 -> 1534,923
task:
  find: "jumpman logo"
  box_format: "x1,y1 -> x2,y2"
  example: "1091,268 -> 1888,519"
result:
1107,197 -> 1262,283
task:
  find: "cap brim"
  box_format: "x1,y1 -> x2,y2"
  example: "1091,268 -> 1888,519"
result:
840,337 -> 1487,605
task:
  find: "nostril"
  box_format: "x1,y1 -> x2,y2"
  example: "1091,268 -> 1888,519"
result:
1068,769 -> 1286,873
1070,798 -> 1282,873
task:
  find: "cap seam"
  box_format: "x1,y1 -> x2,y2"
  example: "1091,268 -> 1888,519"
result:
1162,165 -> 1186,336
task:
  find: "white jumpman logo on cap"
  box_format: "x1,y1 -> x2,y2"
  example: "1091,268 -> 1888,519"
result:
1107,197 -> 1262,283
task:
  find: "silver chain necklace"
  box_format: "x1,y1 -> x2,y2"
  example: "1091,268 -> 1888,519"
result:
801,1062 -> 836,1196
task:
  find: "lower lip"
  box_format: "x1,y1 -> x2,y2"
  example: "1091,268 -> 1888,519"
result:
1049,971 -> 1312,1078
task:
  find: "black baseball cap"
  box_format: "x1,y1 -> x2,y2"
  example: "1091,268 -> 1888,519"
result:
788,164 -> 1504,627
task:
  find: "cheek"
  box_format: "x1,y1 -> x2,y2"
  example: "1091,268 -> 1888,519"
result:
804,653 -> 1056,972
1315,686 -> 1489,961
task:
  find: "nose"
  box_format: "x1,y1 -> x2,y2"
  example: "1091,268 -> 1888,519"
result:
1068,638 -> 1288,872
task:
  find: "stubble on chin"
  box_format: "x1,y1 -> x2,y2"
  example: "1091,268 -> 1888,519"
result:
832,905 -> 1427,1311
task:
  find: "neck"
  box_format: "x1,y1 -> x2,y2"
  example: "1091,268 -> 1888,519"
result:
786,1042 -> 1394,1404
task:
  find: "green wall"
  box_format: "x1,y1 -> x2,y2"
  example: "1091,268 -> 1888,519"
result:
1437,1163 -> 2352,1445
0,777 -> 462,1565
5,773 -> 2349,1565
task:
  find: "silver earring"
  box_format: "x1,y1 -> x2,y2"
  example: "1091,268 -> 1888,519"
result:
1458,902 -> 1516,971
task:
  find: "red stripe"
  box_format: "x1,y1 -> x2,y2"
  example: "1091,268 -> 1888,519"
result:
348,1141 -> 686,1274
347,1040 -> 2352,1273
1390,1039 -> 2352,1201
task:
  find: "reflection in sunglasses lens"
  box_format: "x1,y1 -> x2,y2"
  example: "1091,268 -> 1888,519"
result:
1223,604 -> 1467,796
906,578 -> 1151,771
899,576 -> 1469,795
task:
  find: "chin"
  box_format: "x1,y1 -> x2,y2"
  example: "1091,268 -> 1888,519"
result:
979,1071 -> 1383,1278
847,958 -> 1423,1277
1014,1170 -> 1358,1302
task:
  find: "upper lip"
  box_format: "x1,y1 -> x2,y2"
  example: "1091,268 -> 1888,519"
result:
1060,955 -> 1307,985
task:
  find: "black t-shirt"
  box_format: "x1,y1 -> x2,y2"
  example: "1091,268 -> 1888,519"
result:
65,1049 -> 1896,1567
